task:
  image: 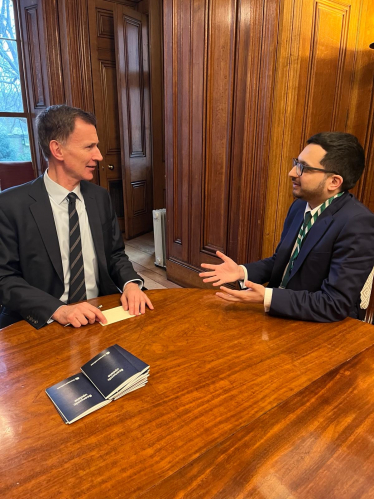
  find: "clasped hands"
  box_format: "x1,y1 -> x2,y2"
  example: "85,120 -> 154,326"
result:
199,250 -> 265,304
52,282 -> 153,328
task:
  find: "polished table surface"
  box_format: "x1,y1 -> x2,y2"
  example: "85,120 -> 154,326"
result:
1,289 -> 374,498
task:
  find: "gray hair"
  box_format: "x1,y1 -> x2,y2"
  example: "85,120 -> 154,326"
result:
36,105 -> 97,160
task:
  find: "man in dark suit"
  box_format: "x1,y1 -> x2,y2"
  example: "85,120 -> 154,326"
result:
0,105 -> 153,329
199,132 -> 374,322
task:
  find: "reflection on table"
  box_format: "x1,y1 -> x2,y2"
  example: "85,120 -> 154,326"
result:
1,289 -> 374,498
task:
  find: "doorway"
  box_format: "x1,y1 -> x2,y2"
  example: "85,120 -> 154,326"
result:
88,0 -> 165,238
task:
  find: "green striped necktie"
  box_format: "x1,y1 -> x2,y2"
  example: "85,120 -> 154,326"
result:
279,191 -> 344,289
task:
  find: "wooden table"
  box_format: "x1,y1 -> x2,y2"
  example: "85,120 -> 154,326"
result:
1,289 -> 374,498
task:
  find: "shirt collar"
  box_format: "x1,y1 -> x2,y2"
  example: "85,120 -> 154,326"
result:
305,202 -> 322,218
304,192 -> 344,218
44,170 -> 83,205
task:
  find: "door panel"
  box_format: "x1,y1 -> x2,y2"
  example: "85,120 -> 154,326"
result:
89,0 -> 153,236
89,0 -> 125,231
115,6 -> 153,238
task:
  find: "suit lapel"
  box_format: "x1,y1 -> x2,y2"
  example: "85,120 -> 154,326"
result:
271,209 -> 304,283
288,192 -> 349,281
289,214 -> 332,278
29,176 -> 64,283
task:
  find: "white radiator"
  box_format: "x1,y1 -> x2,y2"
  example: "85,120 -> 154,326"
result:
153,209 -> 166,268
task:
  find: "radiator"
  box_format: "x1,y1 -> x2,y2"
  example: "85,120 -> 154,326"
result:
153,209 -> 166,268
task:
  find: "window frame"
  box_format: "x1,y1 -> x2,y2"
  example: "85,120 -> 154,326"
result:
0,0 -> 37,171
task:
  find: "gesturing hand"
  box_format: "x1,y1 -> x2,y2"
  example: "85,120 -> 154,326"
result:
52,302 -> 107,327
121,282 -> 154,316
216,280 -> 265,304
199,250 -> 245,286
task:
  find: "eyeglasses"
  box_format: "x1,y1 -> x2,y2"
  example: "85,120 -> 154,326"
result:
292,158 -> 339,177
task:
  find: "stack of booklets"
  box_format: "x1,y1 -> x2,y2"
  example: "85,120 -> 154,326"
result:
46,344 -> 149,424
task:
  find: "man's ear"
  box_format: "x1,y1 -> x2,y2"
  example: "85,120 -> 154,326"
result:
49,140 -> 64,161
329,174 -> 343,191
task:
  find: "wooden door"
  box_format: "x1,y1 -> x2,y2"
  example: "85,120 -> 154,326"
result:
115,6 -> 153,238
89,0 -> 125,231
89,0 -> 153,237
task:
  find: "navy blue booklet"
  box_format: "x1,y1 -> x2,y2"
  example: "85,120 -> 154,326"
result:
45,373 -> 111,424
46,345 -> 149,424
81,344 -> 149,400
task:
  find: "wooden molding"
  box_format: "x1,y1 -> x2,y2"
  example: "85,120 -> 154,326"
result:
97,8 -> 115,38
42,0 -> 65,104
58,0 -> 95,112
131,180 -> 147,215
99,60 -> 121,155
24,6 -> 47,108
122,15 -> 147,158
115,4 -> 153,237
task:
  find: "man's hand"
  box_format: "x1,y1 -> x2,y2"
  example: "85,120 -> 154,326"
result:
199,250 -> 245,286
52,302 -> 107,327
121,282 -> 154,316
216,280 -> 265,304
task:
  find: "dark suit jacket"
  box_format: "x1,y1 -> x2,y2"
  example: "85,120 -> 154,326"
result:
0,176 -> 141,329
244,192 -> 374,322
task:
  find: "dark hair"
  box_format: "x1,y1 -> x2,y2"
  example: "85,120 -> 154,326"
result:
306,132 -> 365,190
36,105 -> 97,160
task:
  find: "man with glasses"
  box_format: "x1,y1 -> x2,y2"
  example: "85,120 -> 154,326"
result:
199,132 -> 374,322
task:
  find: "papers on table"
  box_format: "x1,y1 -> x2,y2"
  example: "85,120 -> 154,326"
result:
100,306 -> 136,326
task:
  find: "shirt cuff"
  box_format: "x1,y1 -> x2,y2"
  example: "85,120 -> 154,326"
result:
48,304 -> 65,324
264,288 -> 273,313
239,265 -> 248,288
123,279 -> 143,292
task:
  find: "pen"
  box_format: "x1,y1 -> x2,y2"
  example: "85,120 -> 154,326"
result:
64,304 -> 103,327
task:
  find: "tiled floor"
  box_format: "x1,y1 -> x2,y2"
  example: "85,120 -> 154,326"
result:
124,232 -> 181,290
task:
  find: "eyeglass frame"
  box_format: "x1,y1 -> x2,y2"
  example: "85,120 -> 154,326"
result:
292,158 -> 340,177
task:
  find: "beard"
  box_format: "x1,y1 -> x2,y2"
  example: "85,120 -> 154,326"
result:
291,176 -> 327,202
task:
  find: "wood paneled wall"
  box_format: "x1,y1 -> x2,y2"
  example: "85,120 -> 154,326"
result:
263,0 -> 374,257
164,0 -> 374,288
18,0 -> 94,175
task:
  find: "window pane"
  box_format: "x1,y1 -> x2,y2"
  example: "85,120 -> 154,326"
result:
0,0 -> 16,40
0,39 -> 22,112
0,117 -> 31,161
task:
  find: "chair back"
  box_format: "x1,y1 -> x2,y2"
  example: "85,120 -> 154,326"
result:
0,161 -> 35,190
361,267 -> 374,324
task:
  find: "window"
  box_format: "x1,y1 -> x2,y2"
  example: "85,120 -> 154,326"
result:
0,0 -> 31,161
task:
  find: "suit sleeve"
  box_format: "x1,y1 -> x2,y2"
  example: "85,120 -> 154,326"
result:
243,201 -> 299,284
243,255 -> 276,284
269,211 -> 374,322
105,192 -> 144,290
0,207 -> 64,329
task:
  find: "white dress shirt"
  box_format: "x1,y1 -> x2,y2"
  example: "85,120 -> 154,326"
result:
44,171 -> 99,302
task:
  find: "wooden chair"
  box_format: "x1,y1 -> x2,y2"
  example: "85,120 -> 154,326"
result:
0,161 -> 35,191
362,268 -> 374,324
0,161 -> 35,320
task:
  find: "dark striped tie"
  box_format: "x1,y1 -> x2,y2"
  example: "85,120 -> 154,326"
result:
280,211 -> 312,289
67,193 -> 87,303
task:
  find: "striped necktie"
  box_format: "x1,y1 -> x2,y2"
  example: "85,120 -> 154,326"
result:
280,191 -> 344,289
67,193 -> 87,303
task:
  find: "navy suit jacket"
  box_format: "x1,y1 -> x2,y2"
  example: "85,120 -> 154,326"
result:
244,192 -> 374,322
0,176 -> 141,329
